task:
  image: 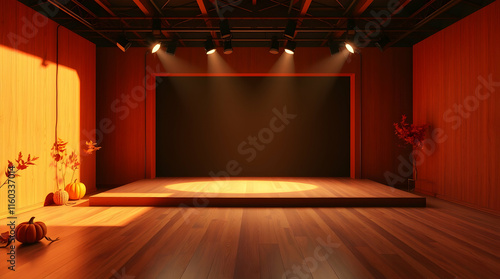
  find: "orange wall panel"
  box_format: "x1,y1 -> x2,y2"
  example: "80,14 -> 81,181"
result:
413,1 -> 500,212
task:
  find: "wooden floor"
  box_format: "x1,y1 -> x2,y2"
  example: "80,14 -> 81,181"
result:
89,178 -> 425,207
1,195 -> 499,278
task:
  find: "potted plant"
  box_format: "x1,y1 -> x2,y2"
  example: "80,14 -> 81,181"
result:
394,115 -> 428,191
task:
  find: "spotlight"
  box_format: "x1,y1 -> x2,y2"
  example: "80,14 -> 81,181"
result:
328,40 -> 340,55
152,18 -> 162,37
284,19 -> 297,40
204,37 -> 216,54
344,41 -> 355,54
116,36 -> 131,52
223,39 -> 233,54
220,19 -> 231,39
284,40 -> 296,54
269,36 -> 279,54
151,42 -> 161,53
375,33 -> 390,52
166,40 -> 177,55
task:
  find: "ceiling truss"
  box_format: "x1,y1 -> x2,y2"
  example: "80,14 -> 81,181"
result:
17,0 -> 495,48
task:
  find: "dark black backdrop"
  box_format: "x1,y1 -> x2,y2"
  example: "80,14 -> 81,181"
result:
156,76 -> 350,177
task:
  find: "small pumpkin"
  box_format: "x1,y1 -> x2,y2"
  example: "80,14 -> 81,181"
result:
65,180 -> 86,200
15,217 -> 47,243
15,217 -> 59,244
53,189 -> 69,205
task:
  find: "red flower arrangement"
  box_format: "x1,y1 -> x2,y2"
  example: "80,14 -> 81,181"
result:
394,115 -> 428,149
1,152 -> 38,189
394,115 -> 428,190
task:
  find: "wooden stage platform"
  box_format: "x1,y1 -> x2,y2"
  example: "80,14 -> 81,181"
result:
89,178 -> 425,207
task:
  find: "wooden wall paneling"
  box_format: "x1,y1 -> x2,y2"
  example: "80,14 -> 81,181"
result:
413,1 -> 500,212
0,0 -> 96,217
361,48 -> 413,187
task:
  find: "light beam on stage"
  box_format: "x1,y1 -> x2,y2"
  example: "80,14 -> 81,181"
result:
164,180 -> 318,194
207,51 -> 235,73
269,52 -> 295,73
156,50 -> 201,73
205,52 -> 245,132
304,49 -> 352,112
307,48 -> 350,73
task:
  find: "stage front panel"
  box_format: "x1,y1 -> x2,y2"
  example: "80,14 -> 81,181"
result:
156,76 -> 350,177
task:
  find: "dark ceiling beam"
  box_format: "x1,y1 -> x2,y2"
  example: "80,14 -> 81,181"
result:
93,0 -> 144,45
327,0 -> 373,45
132,0 -> 156,16
343,0 -> 358,16
292,0 -> 313,38
47,0 -> 115,44
150,0 -> 166,15
131,0 -> 185,46
385,0 -> 462,48
51,16 -> 433,20
196,0 -> 219,45
73,28 -> 436,33
391,0 -> 412,15
93,0 -> 115,16
71,0 -> 97,18
161,0 -> 172,10
351,0 -> 374,16
87,37 -> 370,43
335,0 -> 345,9
408,0 -> 436,18
269,0 -> 312,16
300,0 -> 313,16
462,0 -> 483,8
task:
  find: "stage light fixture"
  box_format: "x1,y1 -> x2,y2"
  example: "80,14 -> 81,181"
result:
284,19 -> 297,40
328,40 -> 340,55
223,39 -> 233,54
151,42 -> 161,53
344,41 -> 355,54
116,36 -> 131,52
375,33 -> 391,52
284,40 -> 296,54
204,37 -> 216,54
269,36 -> 279,54
220,19 -> 232,39
166,40 -> 177,55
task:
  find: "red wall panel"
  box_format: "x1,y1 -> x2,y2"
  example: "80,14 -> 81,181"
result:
96,47 -> 412,188
361,48 -> 414,185
413,1 -> 500,212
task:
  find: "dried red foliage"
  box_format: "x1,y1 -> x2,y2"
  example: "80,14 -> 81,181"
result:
67,151 -> 80,171
4,152 -> 38,178
85,140 -> 101,155
394,115 -> 428,149
51,138 -> 68,162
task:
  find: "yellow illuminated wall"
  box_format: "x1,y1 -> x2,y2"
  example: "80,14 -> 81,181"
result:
0,0 -> 96,217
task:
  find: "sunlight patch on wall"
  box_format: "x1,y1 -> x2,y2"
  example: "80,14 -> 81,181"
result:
0,45 -> 80,216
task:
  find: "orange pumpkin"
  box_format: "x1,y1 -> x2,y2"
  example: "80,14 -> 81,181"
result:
15,217 -> 47,243
53,189 -> 69,205
65,181 -> 86,200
